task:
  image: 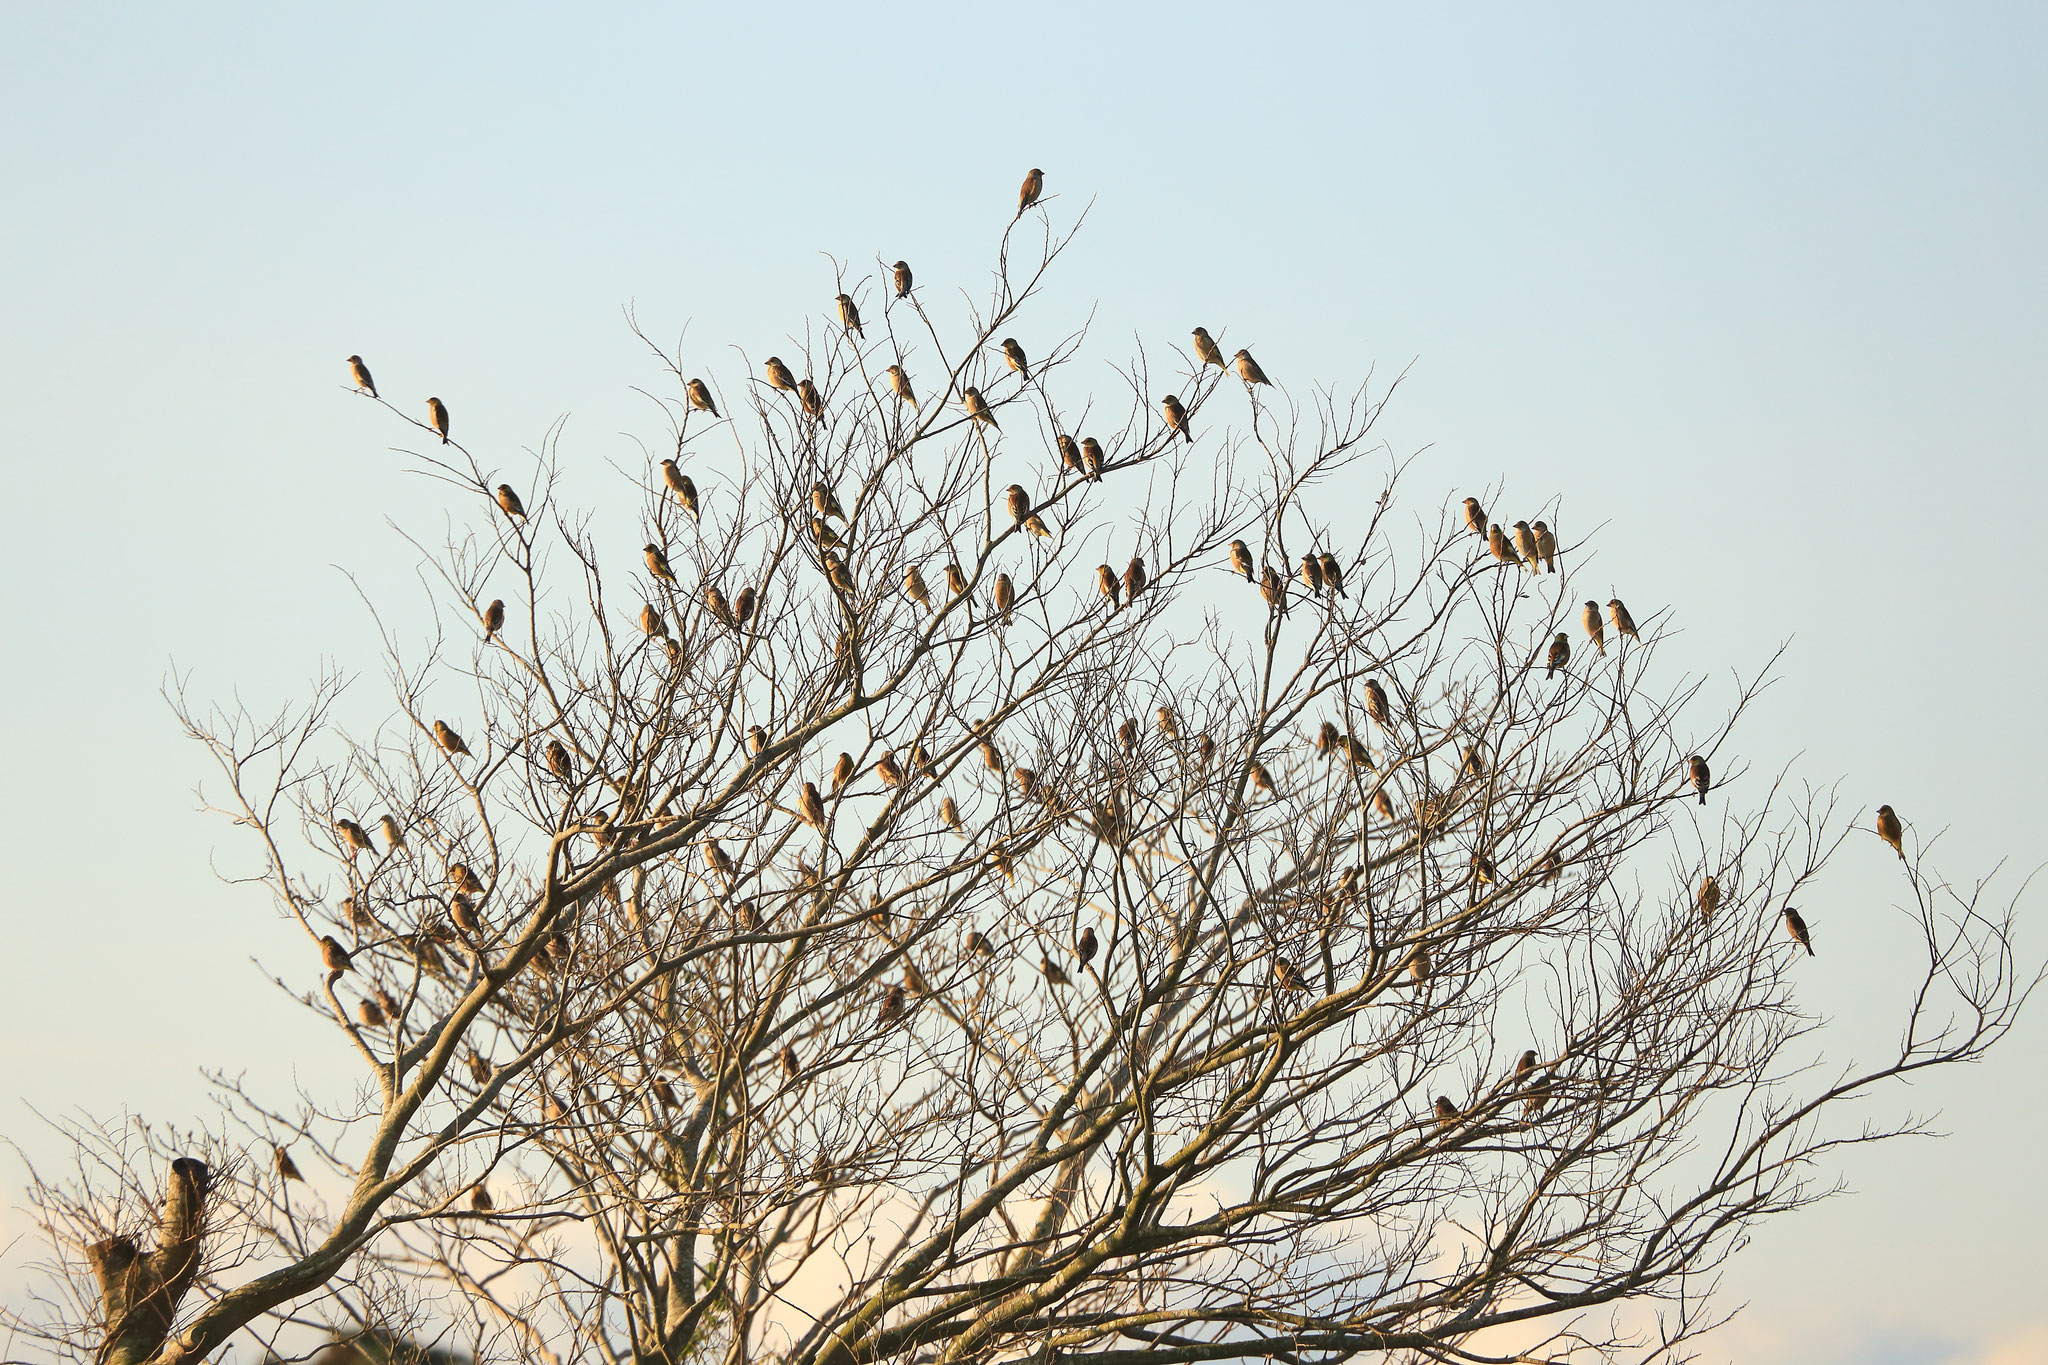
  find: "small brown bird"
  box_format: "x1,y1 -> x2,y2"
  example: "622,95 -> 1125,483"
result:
433,721 -> 471,757
704,839 -> 734,879
836,292 -> 863,337
449,892 -> 478,935
1097,563 -> 1120,609
1161,394 -> 1192,443
470,1184 -> 493,1212
346,355 -> 377,397
1462,744 -> 1487,779
273,1145 -> 303,1182
1698,874 -> 1721,922
812,480 -> 846,522
1546,632 -> 1570,679
1248,760 -> 1276,796
1532,520 -> 1557,573
1472,854 -> 1498,886
946,562 -> 969,598
909,743 -> 935,780
822,552 -> 856,594
748,725 -> 768,755
1197,733 -> 1216,768
1023,513 -> 1052,538
1056,433 -> 1084,477
1192,327 -> 1225,368
1233,349 -> 1271,385
877,983 -> 907,1026
704,584 -> 732,625
1013,764 -> 1037,798
1516,1049 -> 1538,1081
1124,555 -> 1148,602
1488,523 -> 1516,567
994,572 -> 1015,623
1688,755 -> 1711,805
885,365 -> 917,407
780,1043 -> 800,1077
1314,720 -> 1338,758
1462,497 -> 1487,537
495,484 -> 526,519
1273,958 -> 1305,993
482,598 -> 505,639
1343,733 -> 1372,767
1076,926 -> 1097,968
686,377 -> 719,416
1364,678 -> 1390,729
1299,553 -> 1325,596
640,603 -> 668,638
319,935 -> 352,974
1512,521 -> 1540,573
1005,483 -> 1032,526
1002,337 -> 1030,381
798,781 -> 825,830
962,929 -> 995,959
1876,804 -> 1905,860
833,751 -> 856,791
977,738 -> 999,776
426,397 -> 450,443
733,586 -> 758,629
1080,436 -> 1105,480
876,751 -> 905,787
764,356 -> 798,392
963,386 -> 998,428
940,796 -> 964,833
893,260 -> 913,297
1608,599 -> 1639,641
904,565 -> 932,611
1118,717 -> 1139,754
1228,540 -> 1254,582
1320,552 -> 1346,597
797,378 -> 824,419
1373,787 -> 1396,822
1783,905 -> 1814,955
378,815 -> 404,851
1582,601 -> 1607,656
1260,564 -> 1286,614
546,739 -> 574,781
358,998 -> 387,1029
1434,1096 -> 1461,1128
1016,167 -> 1044,218
644,543 -> 677,584
1040,955 -> 1070,988
1156,706 -> 1180,740
449,862 -> 484,895
1408,945 -> 1430,986
336,818 -> 374,856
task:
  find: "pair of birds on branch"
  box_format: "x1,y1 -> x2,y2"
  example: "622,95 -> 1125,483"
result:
1190,327 -> 1272,389
1227,539 -> 1347,607
344,356 -> 453,446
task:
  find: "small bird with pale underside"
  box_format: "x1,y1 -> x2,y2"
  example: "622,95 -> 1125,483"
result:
1462,498 -> 1487,537
963,387 -> 998,428
1002,338 -> 1029,381
1513,521 -> 1540,573
1533,520 -> 1557,573
1229,540 -> 1254,581
885,365 -> 917,407
1608,599 -> 1639,641
904,565 -> 932,611
1876,805 -> 1905,859
686,378 -> 718,416
347,356 -> 377,397
427,397 -> 450,444
1016,168 -> 1044,218
1583,601 -> 1606,656
1192,327 -> 1225,368
661,460 -> 700,519
1320,553 -> 1346,597
644,544 -> 677,584
496,485 -> 526,519
893,261 -> 913,297
763,357 -> 798,392
1234,349 -> 1271,386
1161,395 -> 1192,443
836,293 -> 863,337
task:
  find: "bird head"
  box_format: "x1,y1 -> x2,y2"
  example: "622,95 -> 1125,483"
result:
347,354 -> 363,364
643,543 -> 660,554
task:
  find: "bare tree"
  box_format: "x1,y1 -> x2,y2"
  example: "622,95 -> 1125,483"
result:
6,190 -> 2034,1365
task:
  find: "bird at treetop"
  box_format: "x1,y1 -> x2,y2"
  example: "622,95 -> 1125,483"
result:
963,387 -> 998,427
1016,167 -> 1044,218
319,935 -> 353,974
833,752 -> 855,791
1002,337 -> 1029,380
686,377 -> 719,416
1161,394 -> 1192,442
482,599 -> 504,638
1124,555 -> 1148,601
1876,804 -> 1905,859
1040,955 -> 1070,987
426,397 -> 450,443
1081,436 -> 1105,480
1097,563 -> 1120,609
797,378 -> 824,419
1299,553 -> 1325,596
1688,755 -> 1711,805
799,781 -> 825,830
495,484 -> 526,519
1533,520 -> 1557,572
1005,483 -> 1031,525
1513,521 -> 1540,573
1462,497 -> 1487,536
1582,601 -> 1607,656
1056,433 -> 1084,476
1608,599 -> 1639,640
836,292 -> 863,337
546,739 -> 573,781
893,260 -> 913,297
1488,524 -> 1516,566
1192,327 -> 1225,368
1546,632 -> 1570,679
433,721 -> 470,756
733,586 -> 758,628
1077,926 -> 1097,968
336,818 -> 374,856
946,563 -> 968,598
813,480 -> 846,521
275,1145 -> 303,1182
346,355 -> 376,397
1157,706 -> 1180,740
1260,565 -> 1286,614
1320,552 -> 1346,597
378,815 -> 404,851
1229,540 -> 1254,581
643,543 -> 677,584
994,572 -> 1015,623
640,603 -> 667,638
764,356 -> 798,391
904,565 -> 932,610
876,751 -> 905,787
1234,349 -> 1271,385
886,365 -> 917,407
1434,1096 -> 1462,1128
1698,875 -> 1721,922
1784,905 -> 1814,955
1364,678 -> 1390,728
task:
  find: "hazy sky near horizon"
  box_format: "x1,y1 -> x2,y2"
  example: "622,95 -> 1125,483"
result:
2,5 -> 2045,1363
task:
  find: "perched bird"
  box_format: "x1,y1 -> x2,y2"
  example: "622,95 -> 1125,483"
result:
448,893 -> 478,935
910,743 -> 936,780
496,484 -> 526,519
748,725 -> 768,755
1016,167 -> 1044,218
1118,717 -> 1139,754
1005,483 -> 1032,526
1229,540 -> 1254,582
1260,565 -> 1286,614
812,480 -> 846,522
893,260 -> 913,298
686,378 -> 719,416
1097,563 -> 1121,609
1013,765 -> 1037,798
1124,555 -> 1148,602
1461,744 -> 1487,779
1373,787 -> 1396,822
1080,436 -> 1105,480
1249,760 -> 1276,796
1299,553 -> 1326,596
1023,512 -> 1051,538
346,355 -> 377,397
1472,854 -> 1499,886
1040,955 -> 1070,988
1876,804 -> 1905,860
545,739 -> 574,782
703,840 -> 735,879
1582,601 -> 1607,656
274,1145 -> 303,1182
733,586 -> 758,628
946,563 -> 969,598
1076,926 -> 1098,968
1533,520 -> 1557,573
434,721 -> 471,757
336,818 -> 374,856
1002,337 -> 1030,381
319,935 -> 353,974
797,378 -> 824,419
1197,734 -> 1216,767
427,397 -> 450,443
1343,733 -> 1372,767
963,387 -> 998,428
764,356 -> 799,392
449,863 -> 485,895
1407,945 -> 1430,986
358,998 -> 387,1029
1608,599 -> 1640,641
833,752 -> 856,791
1364,678 -> 1390,729
1161,394 -> 1192,442
1462,497 -> 1487,537
1233,349 -> 1271,386
780,1044 -> 800,1077
874,750 -> 907,787
836,292 -> 863,337
904,565 -> 932,611
1688,755 -> 1711,805
965,929 -> 994,957
1316,720 -> 1339,757
1156,707 -> 1180,740
798,781 -> 825,830
1512,521 -> 1540,573
994,572 -> 1015,623
470,1184 -> 493,1213
378,815 -> 404,851
644,543 -> 677,584
1546,632 -> 1570,679
1783,905 -> 1814,955
1320,552 -> 1346,597
878,983 -> 907,1025
1273,958 -> 1306,992
640,603 -> 668,638
1192,327 -> 1226,369
1516,1049 -> 1538,1081
812,516 -> 845,550
941,796 -> 964,833
481,598 -> 505,639
1434,1096 -> 1462,1128
703,584 -> 732,626
1057,433 -> 1085,477
1698,874 -> 1721,922
885,365 -> 917,407
1487,524 -> 1516,567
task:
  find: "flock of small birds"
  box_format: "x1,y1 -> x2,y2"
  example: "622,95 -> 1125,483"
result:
309,166 -> 1917,1162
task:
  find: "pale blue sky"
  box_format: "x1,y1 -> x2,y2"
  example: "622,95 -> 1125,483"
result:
2,5 -> 2044,1363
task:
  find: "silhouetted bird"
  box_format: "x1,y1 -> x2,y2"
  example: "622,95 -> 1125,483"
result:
347,355 -> 376,397
427,397 -> 450,443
